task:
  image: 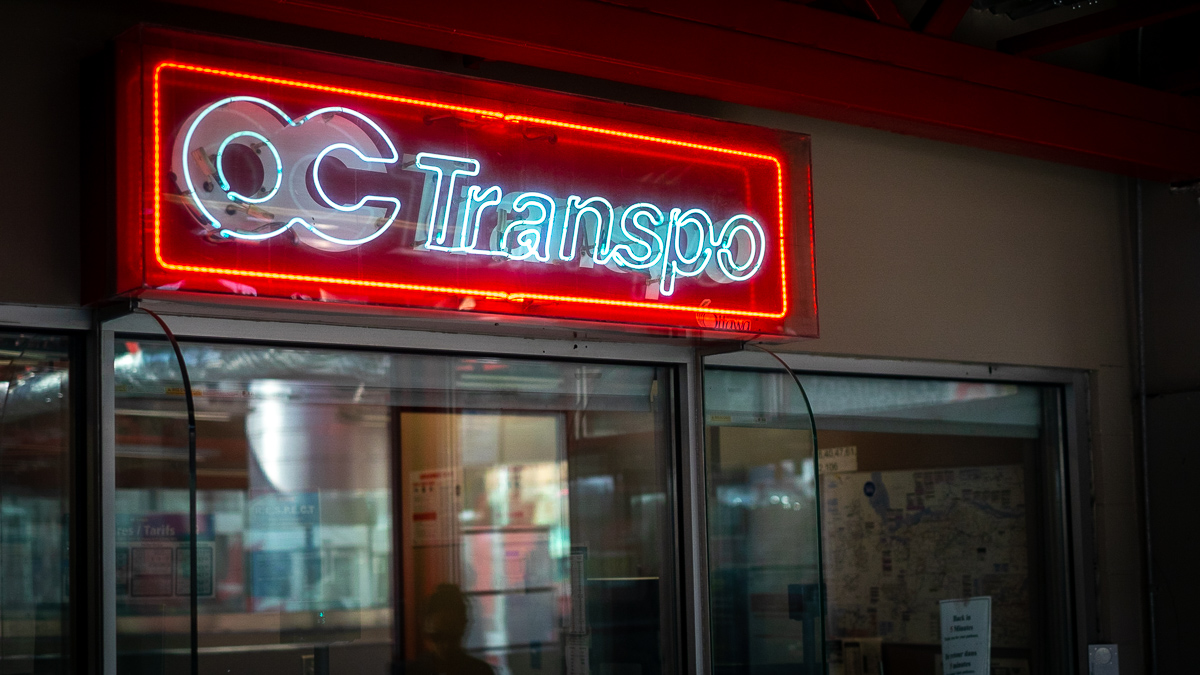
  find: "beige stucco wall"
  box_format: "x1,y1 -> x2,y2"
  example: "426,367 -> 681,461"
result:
753,109 -> 1140,670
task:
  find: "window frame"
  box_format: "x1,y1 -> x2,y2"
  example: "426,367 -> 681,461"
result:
704,349 -> 1095,675
98,307 -> 706,675
87,304 -> 1095,675
0,304 -> 93,674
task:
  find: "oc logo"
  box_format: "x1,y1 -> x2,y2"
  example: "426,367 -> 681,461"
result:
172,97 -> 400,251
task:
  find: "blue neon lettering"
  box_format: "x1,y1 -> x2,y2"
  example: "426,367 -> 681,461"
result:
411,153 -> 481,250
173,96 -> 770,293
501,192 -> 556,262
610,203 -> 664,270
711,214 -> 766,282
561,196 -> 616,264
660,208 -> 714,296
453,185 -> 504,254
178,97 -> 399,246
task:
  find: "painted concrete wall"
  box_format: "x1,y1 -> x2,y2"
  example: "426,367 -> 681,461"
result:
758,110 -> 1139,670
0,1 -> 1142,671
1144,181 -> 1200,394
1141,180 -> 1200,674
799,118 -> 1140,668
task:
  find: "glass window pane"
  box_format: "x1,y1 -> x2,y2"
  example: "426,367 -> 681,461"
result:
706,366 -> 1068,675
804,373 -> 1063,675
0,332 -> 73,673
703,366 -> 824,675
113,341 -> 678,675
704,371 -> 1044,438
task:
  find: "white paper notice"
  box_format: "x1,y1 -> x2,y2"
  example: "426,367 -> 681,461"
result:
568,546 -> 588,634
566,634 -> 590,675
940,596 -> 991,675
819,446 -> 858,474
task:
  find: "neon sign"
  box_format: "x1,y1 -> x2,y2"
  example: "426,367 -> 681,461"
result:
116,42 -> 816,337
178,96 -> 767,296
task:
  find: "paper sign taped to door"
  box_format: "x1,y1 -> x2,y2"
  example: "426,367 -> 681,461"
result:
940,596 -> 991,675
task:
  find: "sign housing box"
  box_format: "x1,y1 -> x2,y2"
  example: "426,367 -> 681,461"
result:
101,28 -> 817,340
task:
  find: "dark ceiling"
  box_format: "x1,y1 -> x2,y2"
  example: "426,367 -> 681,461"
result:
795,0 -> 1200,95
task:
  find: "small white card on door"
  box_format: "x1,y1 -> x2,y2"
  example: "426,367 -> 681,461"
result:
940,596 -> 991,675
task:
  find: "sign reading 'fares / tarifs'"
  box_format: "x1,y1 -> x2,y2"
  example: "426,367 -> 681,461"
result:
115,37 -> 816,337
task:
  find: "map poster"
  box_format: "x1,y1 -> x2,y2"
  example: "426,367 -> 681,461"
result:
940,596 -> 991,675
822,465 -> 1028,648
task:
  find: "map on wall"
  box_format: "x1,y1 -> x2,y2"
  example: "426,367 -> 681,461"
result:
821,465 -> 1029,648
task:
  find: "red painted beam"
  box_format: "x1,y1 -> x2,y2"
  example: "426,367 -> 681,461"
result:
912,0 -> 973,37
596,0 -> 1198,133
162,0 -> 1200,181
998,0 -> 1200,57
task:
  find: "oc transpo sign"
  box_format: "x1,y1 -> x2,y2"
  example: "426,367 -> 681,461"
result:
122,56 -> 815,336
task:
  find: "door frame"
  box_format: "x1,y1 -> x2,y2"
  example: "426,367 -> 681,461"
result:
97,308 -> 710,675
706,349 -> 1095,675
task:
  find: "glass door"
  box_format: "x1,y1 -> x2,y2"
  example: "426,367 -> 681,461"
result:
702,358 -> 824,675
110,340 -> 679,675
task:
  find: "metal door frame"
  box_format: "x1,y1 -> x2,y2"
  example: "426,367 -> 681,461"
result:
96,307 -> 710,675
705,349 -> 1095,675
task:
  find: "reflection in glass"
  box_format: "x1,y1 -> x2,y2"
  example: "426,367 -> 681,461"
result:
704,367 -> 823,675
409,583 -> 492,675
0,333 -> 73,674
113,342 -> 677,674
705,367 -> 1067,675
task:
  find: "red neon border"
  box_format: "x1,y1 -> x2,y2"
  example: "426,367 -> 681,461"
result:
151,61 -> 795,320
